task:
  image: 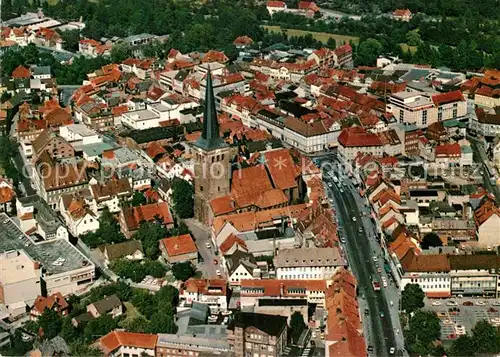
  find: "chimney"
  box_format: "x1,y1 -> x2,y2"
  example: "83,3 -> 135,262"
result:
34,261 -> 41,270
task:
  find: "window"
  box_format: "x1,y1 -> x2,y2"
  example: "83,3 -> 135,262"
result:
422,110 -> 428,125
453,109 -> 457,118
199,185 -> 203,192
399,110 -> 404,123
438,112 -> 443,121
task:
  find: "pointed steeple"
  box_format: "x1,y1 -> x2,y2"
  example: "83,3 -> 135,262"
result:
193,66 -> 227,151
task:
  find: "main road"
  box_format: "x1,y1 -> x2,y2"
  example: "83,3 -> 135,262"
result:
318,154 -> 401,356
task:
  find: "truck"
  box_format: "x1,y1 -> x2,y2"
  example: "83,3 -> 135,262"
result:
372,280 -> 381,291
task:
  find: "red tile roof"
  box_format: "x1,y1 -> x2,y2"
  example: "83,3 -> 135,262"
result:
231,165 -> 274,208
219,233 -> 248,255
233,36 -> 253,46
100,331 -> 157,355
298,1 -> 320,11
400,250 -> 450,272
264,149 -> 299,190
338,126 -> 383,147
431,90 -> 465,107
266,0 -> 286,7
160,234 -> 197,257
201,50 -> 229,64
334,44 -> 352,57
393,8 -> 411,16
122,202 -> 174,231
182,279 -> 227,295
31,293 -> 68,315
240,279 -> 326,297
11,65 -> 30,78
145,142 -> 166,159
435,143 -> 461,157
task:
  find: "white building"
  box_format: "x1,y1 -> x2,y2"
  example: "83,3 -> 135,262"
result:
0,250 -> 41,314
121,109 -> 160,129
0,213 -> 95,297
275,247 -> 345,280
180,279 -> 228,311
99,331 -> 157,357
59,194 -> 100,237
59,124 -> 102,146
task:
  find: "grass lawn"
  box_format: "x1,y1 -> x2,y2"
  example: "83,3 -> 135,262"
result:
119,302 -> 143,327
263,25 -> 359,45
400,43 -> 418,53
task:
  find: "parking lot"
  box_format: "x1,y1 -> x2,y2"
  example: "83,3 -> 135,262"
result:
426,298 -> 500,340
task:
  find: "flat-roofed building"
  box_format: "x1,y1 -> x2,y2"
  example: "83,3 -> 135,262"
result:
155,333 -> 230,357
0,213 -> 95,296
0,250 -> 41,313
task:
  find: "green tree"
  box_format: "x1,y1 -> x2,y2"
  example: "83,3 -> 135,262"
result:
326,37 -> 337,49
131,289 -> 157,320
69,341 -> 103,357
38,308 -> 62,340
131,191 -> 147,206
148,305 -> 177,334
407,310 -> 441,355
132,221 -> 169,259
57,29 -> 81,52
111,42 -> 132,63
289,311 -> 306,344
80,207 -> 126,248
471,320 -> 499,354
406,30 -> 421,46
60,317 -> 81,341
124,316 -> 150,333
450,335 -> 475,357
155,284 -> 180,306
401,284 -> 425,313
356,38 -> 383,66
171,179 -> 194,218
84,314 -> 118,343
171,262 -> 195,281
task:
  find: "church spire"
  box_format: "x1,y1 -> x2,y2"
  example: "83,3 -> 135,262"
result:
193,66 -> 227,151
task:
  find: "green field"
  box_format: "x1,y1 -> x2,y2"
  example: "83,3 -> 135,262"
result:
263,25 -> 360,45
400,43 -> 418,53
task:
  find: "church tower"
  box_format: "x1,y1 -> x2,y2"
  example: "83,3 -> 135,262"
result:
192,67 -> 231,224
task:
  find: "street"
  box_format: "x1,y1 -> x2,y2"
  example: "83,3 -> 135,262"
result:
468,135 -> 500,205
184,218 -> 221,278
320,154 -> 403,356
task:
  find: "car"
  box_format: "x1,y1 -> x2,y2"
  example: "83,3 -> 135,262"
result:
222,316 -> 229,325
216,269 -> 221,276
213,259 -> 218,265
205,242 -> 211,249
372,256 -> 378,262
311,332 -> 317,339
380,311 -> 384,318
382,280 -> 388,288
432,301 -> 442,306
328,183 -> 332,187
476,301 -> 486,306
463,301 -> 474,306
358,227 -> 363,233
364,308 -> 369,315
446,300 -> 458,306
493,301 -> 500,306
389,347 -> 396,355
340,237 -> 346,243
377,266 -> 382,273
352,217 -> 357,222
367,346 -> 374,353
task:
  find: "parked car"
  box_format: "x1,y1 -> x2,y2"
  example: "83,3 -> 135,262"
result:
432,301 -> 442,306
446,300 -> 458,306
463,301 -> 474,306
213,259 -> 218,265
476,301 -> 486,306
389,347 -> 396,355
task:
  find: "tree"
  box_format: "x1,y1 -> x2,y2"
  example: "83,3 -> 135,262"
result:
326,37 -> 337,49
471,320 -> 499,354
401,284 -> 425,313
124,316 -> 150,333
38,308 -> 62,340
132,221 -> 169,259
356,38 -> 382,66
171,262 -> 195,281
407,310 -> 441,355
84,315 -> 118,343
131,191 -> 147,207
406,30 -> 421,46
171,179 -> 194,218
155,285 -> 180,306
131,289 -> 157,320
111,42 -> 132,63
80,207 -> 126,248
450,335 -> 475,356
289,312 -> 306,344
57,29 -> 81,52
148,305 -> 176,334
69,341 -> 103,357
421,233 -> 443,250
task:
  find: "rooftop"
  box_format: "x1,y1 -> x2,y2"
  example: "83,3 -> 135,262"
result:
0,213 -> 93,275
275,247 -> 345,267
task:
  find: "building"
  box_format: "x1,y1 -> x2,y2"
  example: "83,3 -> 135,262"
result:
275,247 -> 345,280
180,278 -> 227,311
392,8 -> 412,21
30,293 -> 69,320
239,279 -> 327,318
192,68 -> 232,224
0,250 -> 41,315
449,255 -> 500,297
87,294 -> 123,318
119,202 -> 174,238
90,178 -> 134,214
337,126 -> 383,160
474,197 -> 500,248
227,312 -> 288,357
59,194 -> 99,237
387,90 -> 466,128
99,331 -> 157,357
155,334 -> 230,357
159,234 -> 198,264
98,240 -> 144,267
0,213 -> 95,296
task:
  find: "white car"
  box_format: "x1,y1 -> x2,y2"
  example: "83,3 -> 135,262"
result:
372,256 -> 378,263
389,347 -> 395,355
205,242 -> 211,249
493,301 -> 500,306
381,277 -> 388,287
431,301 -> 442,306
476,301 -> 486,306
216,269 -> 221,276
446,301 -> 458,306
222,316 -> 229,325
352,217 -> 357,222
